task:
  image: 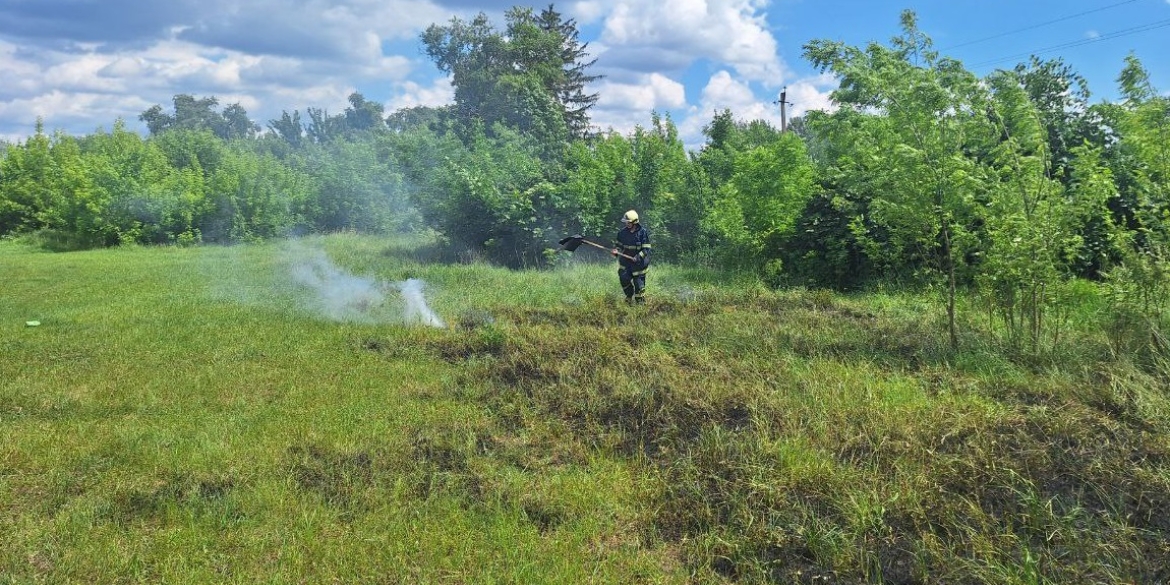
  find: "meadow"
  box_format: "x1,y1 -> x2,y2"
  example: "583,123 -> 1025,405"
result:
3,233 -> 1169,584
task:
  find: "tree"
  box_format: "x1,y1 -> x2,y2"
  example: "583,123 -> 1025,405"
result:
536,4 -> 602,138
705,131 -> 817,270
979,69 -> 1078,350
628,113 -> 695,258
268,110 -> 305,147
804,10 -> 994,348
405,122 -> 549,266
0,120 -> 59,235
344,92 -> 386,133
81,120 -> 176,245
221,103 -> 261,140
557,131 -> 638,239
139,94 -> 258,140
1098,55 -> 1170,359
421,6 -> 600,152
305,107 -> 347,144
385,106 -> 448,133
1011,57 -> 1096,182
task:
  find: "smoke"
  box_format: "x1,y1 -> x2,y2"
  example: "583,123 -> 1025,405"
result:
289,246 -> 386,321
286,242 -> 443,327
397,278 -> 445,327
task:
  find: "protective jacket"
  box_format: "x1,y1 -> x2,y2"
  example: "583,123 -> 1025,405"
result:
615,224 -> 651,274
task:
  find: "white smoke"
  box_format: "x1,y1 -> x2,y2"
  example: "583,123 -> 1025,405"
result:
397,278 -> 445,328
289,246 -> 386,321
286,243 -> 443,327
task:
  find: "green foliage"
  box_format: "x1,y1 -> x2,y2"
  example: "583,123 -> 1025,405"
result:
977,69 -> 1076,351
0,119 -> 405,247
629,113 -> 694,258
557,132 -> 636,237
138,94 -> 259,139
421,6 -> 598,153
267,110 -> 305,147
403,123 -> 549,266
804,11 -> 994,346
204,147 -> 313,242
1097,55 -> 1170,369
290,137 -> 408,234
0,120 -> 59,235
705,131 -> 817,269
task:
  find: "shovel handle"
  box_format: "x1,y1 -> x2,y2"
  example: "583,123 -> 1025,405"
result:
578,239 -> 637,261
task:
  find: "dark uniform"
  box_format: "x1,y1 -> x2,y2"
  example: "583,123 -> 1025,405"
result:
615,223 -> 651,303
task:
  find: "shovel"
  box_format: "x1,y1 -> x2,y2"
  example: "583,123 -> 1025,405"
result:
558,235 -> 636,261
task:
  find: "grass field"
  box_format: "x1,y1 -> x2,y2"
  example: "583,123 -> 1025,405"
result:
3,233 -> 1169,584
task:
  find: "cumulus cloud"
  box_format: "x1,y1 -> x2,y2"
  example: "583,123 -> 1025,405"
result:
0,0 -> 447,56
384,78 -> 455,111
0,90 -> 153,135
0,0 -> 802,143
670,70 -> 837,151
701,71 -> 761,112
591,73 -> 688,133
0,1 -> 437,138
594,0 -> 788,84
785,73 -> 838,118
568,0 -> 610,24
0,1 -> 202,46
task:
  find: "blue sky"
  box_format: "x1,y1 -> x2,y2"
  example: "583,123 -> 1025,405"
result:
1,0 -> 1167,148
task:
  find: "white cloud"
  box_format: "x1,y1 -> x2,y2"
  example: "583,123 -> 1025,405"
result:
670,70 -> 837,151
591,73 -> 688,133
784,73 -> 838,118
0,23 -> 427,138
675,70 -> 776,149
0,0 -> 452,137
0,0 -> 800,141
0,90 -> 152,135
0,40 -> 45,98
384,78 -> 454,111
700,71 -> 761,111
569,0 -> 609,24
596,0 -> 787,84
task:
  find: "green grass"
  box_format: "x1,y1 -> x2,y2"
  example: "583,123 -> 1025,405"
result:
3,233 -> 1169,584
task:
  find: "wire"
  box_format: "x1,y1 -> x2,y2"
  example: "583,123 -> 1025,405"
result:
940,0 -> 1140,51
969,17 -> 1170,68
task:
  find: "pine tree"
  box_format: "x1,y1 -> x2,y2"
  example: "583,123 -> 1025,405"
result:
537,4 -> 602,138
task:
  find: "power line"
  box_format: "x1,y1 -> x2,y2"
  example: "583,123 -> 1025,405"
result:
969,17 -> 1170,68
941,0 -> 1140,51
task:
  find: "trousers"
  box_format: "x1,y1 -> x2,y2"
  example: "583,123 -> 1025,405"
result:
619,265 -> 647,303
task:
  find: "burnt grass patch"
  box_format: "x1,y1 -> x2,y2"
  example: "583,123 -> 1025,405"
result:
285,423 -> 565,525
429,300 -> 1170,584
100,471 -> 240,525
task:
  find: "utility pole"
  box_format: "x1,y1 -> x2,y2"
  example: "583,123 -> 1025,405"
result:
774,87 -> 793,133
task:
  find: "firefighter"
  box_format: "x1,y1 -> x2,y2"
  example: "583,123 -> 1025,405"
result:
611,209 -> 651,304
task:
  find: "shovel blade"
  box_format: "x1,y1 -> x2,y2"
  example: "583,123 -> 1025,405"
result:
558,235 -> 585,251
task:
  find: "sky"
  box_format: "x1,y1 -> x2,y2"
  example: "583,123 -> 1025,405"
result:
1,0 -> 1168,149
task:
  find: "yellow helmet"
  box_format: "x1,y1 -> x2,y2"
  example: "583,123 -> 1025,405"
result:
622,209 -> 639,225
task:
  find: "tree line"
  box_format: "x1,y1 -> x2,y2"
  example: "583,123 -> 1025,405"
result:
1,7 -> 1167,356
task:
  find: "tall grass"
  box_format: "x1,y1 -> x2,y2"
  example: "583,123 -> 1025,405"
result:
3,233 -> 1169,584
